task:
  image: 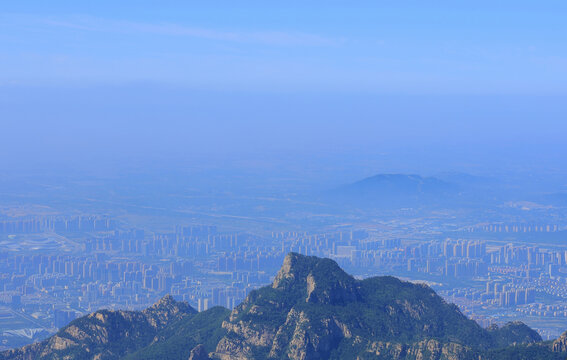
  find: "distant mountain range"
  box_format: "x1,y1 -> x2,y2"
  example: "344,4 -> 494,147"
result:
341,173 -> 454,195
2,253 -> 566,360
326,174 -> 459,208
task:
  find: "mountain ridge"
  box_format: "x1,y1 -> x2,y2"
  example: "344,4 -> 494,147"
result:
327,174 -> 458,209
211,253 -> 543,359
0,294 -> 198,360
1,253 -> 562,360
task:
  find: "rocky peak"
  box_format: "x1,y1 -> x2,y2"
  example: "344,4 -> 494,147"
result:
272,253 -> 350,289
145,294 -> 194,313
150,294 -> 176,308
272,252 -> 312,289
272,253 -> 360,305
188,344 -> 211,360
143,294 -> 196,328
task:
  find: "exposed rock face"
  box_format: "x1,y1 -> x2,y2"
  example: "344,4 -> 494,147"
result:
188,344 -> 211,360
212,253 -> 537,360
0,295 -> 196,360
272,253 -> 360,305
553,331 -> 567,352
404,339 -> 474,360
143,294 -> 194,328
212,253 -> 362,359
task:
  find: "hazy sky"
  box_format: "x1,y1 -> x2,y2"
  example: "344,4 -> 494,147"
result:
2,1 -> 567,92
1,1 -> 566,177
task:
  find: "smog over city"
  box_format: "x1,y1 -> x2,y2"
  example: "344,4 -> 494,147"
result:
1,2 -> 567,359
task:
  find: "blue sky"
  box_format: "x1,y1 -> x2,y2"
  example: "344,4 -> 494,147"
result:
2,1 -> 566,93
1,2 -> 566,176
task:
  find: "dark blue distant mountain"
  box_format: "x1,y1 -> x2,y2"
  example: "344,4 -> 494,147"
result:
328,174 -> 458,208
345,173 -> 452,194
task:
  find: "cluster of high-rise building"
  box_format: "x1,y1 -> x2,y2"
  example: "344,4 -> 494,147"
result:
518,303 -> 567,318
0,216 -> 114,234
1,214 -> 567,349
483,282 -> 536,307
467,223 -> 560,233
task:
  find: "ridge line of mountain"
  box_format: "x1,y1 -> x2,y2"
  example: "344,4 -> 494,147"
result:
1,253 -> 565,360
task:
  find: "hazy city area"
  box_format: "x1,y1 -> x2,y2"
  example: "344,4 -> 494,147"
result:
1,166 -> 567,350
